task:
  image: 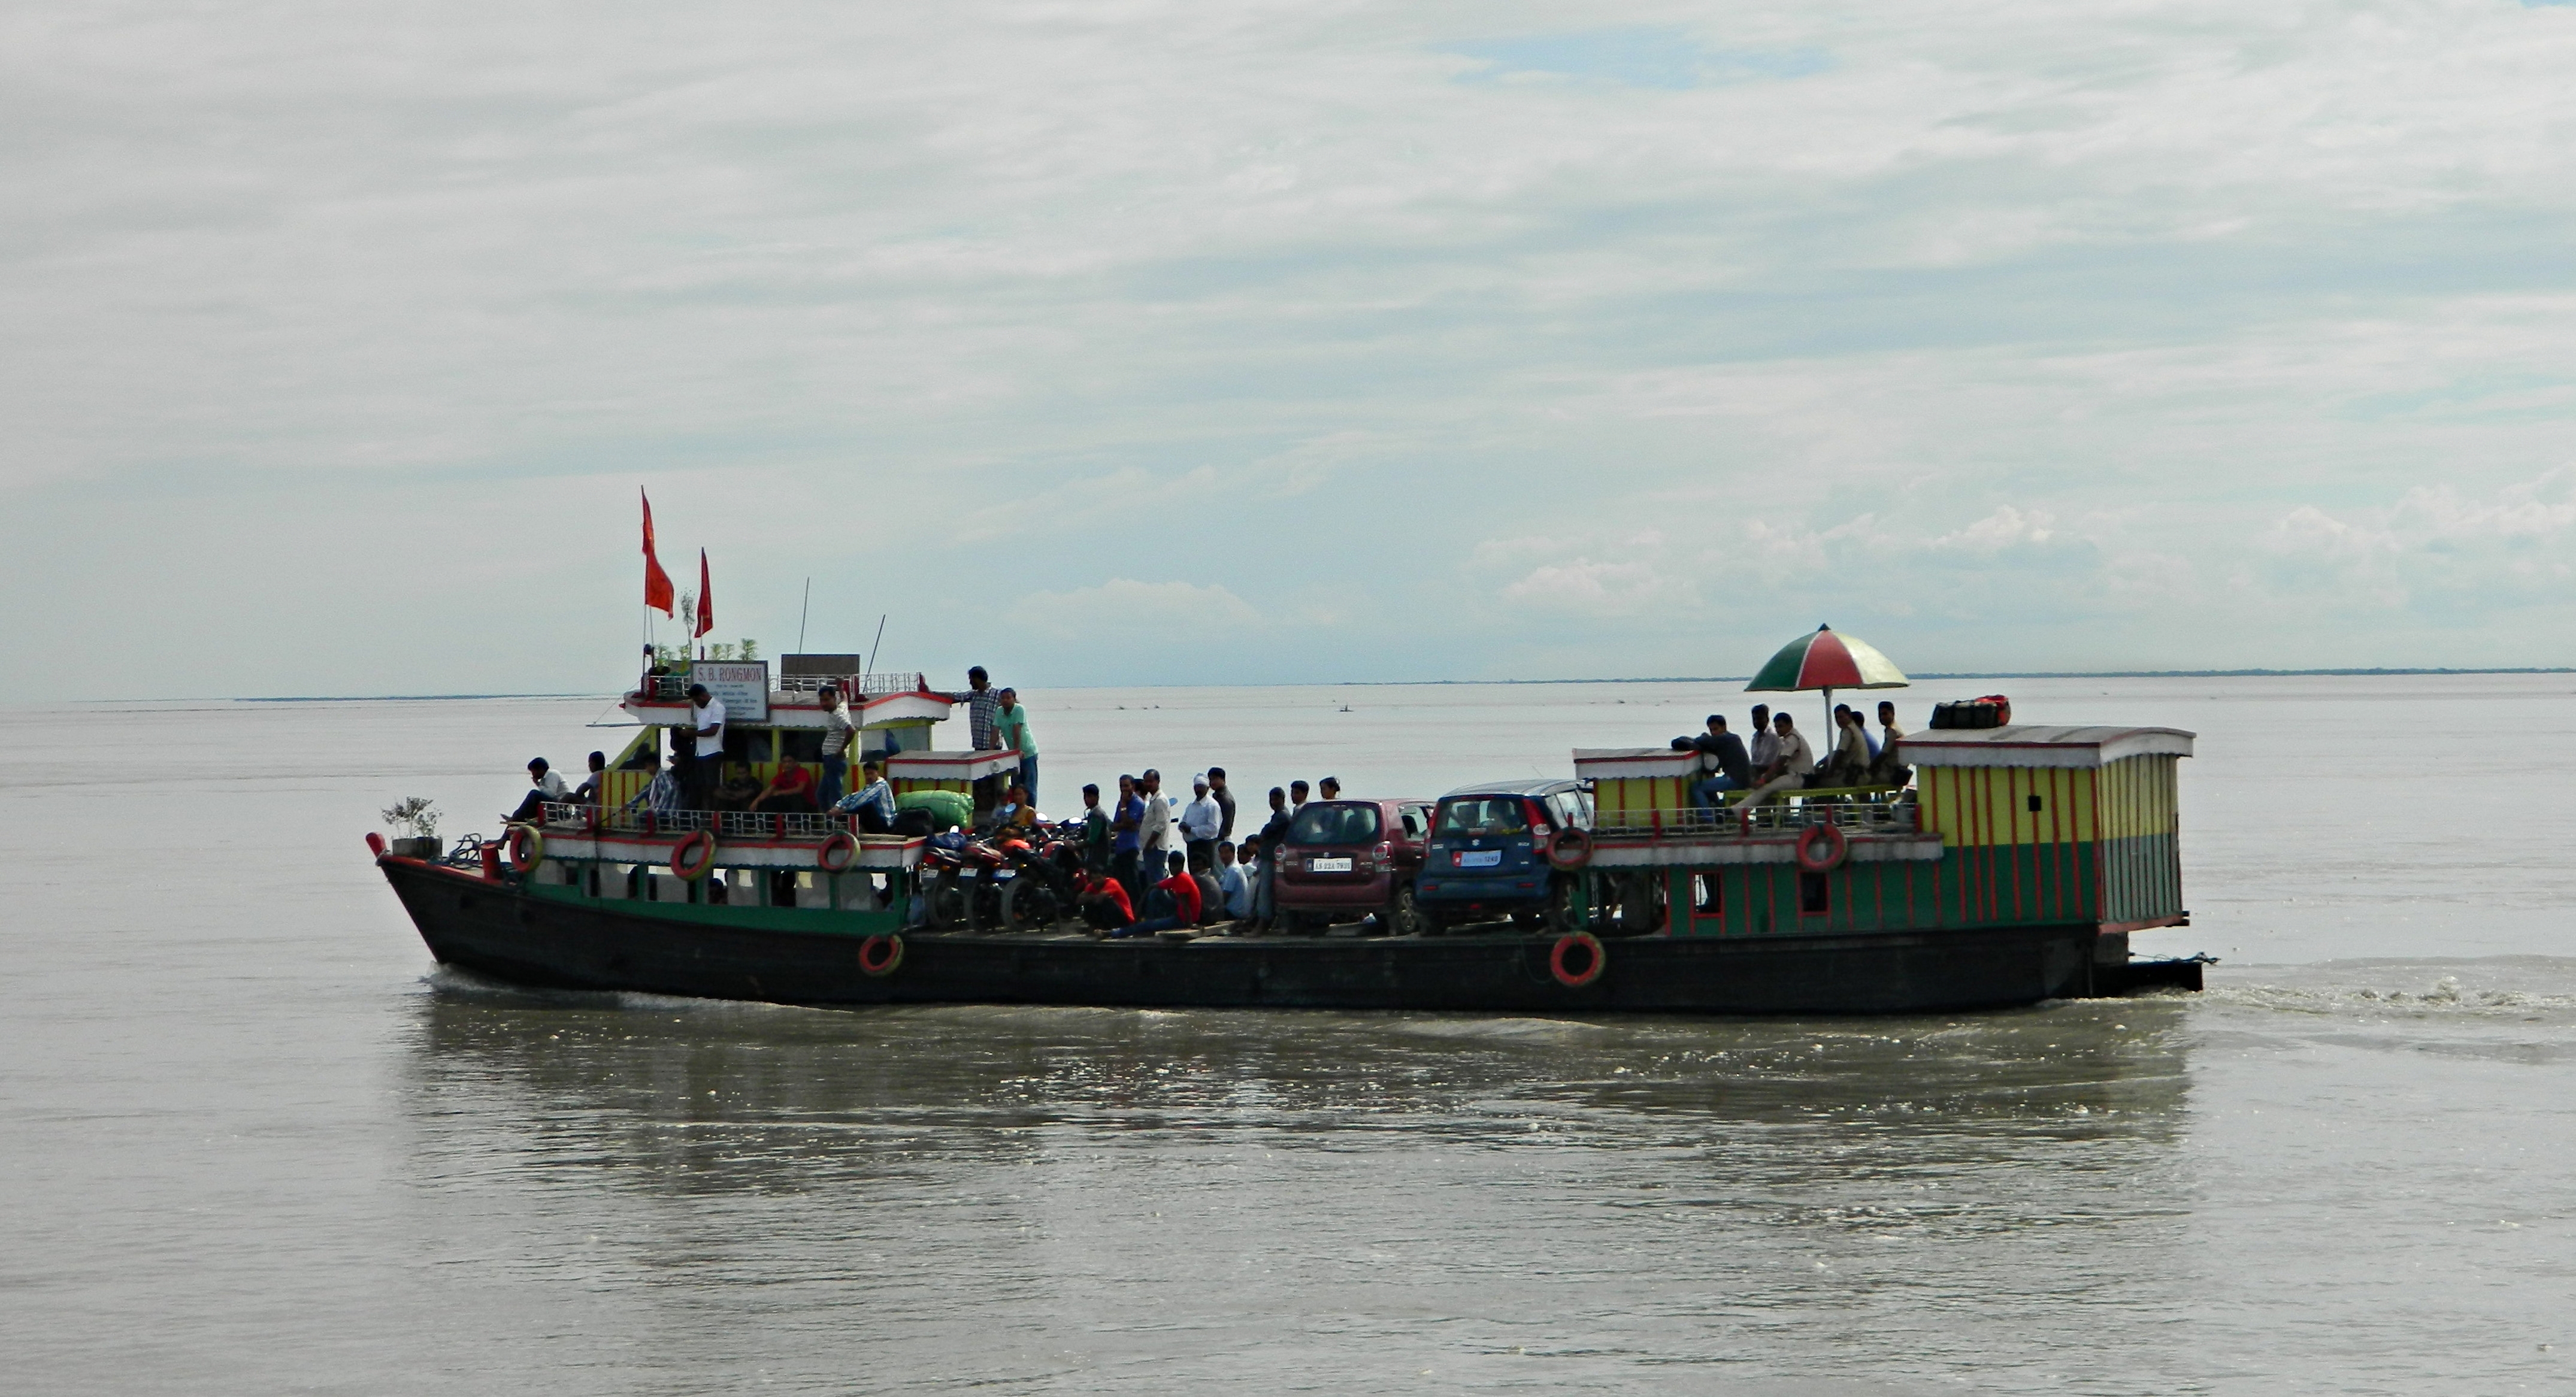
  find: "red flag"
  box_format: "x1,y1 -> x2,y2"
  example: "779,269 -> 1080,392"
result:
640,490 -> 675,616
695,549 -> 715,638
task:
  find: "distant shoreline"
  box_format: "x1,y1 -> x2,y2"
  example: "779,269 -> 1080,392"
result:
171,665 -> 2573,702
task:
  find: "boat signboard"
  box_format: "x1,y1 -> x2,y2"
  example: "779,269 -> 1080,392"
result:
692,660 -> 770,723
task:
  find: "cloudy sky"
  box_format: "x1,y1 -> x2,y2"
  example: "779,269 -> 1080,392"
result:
7,0 -> 2574,698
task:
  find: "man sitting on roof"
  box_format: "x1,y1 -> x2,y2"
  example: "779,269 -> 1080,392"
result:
1688,714 -> 1755,810
1817,706 -> 1872,787
505,757 -> 567,824
1869,701 -> 1912,788
1737,712 -> 1815,816
832,760 -> 899,834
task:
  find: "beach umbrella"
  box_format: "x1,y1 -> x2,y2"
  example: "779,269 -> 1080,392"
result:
1744,624 -> 1910,743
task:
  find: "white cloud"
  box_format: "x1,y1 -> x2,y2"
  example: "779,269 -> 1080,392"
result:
7,0 -> 2576,693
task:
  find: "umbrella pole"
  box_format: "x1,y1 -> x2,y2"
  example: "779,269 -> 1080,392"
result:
1822,687 -> 1834,760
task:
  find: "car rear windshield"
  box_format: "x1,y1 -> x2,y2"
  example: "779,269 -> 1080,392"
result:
1290,803 -> 1381,846
1434,797 -> 1530,837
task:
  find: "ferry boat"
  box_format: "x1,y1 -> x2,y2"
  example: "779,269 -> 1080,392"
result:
371,651 -> 2208,1015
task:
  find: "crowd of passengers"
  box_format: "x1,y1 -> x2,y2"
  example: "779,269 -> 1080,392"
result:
503,663 -> 1924,937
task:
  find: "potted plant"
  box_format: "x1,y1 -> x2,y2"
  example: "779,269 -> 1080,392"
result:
382,797 -> 442,859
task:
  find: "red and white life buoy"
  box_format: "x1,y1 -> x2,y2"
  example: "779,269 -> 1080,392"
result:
1549,931 -> 1606,988
1795,822 -> 1848,873
1546,827 -> 1594,871
505,823 -> 546,871
670,829 -> 718,880
858,934 -> 905,978
818,830 -> 860,874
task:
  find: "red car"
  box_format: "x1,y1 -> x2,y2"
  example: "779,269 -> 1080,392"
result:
1273,798 -> 1434,934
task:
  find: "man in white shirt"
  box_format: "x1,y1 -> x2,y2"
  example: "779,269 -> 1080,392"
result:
1739,711 -> 1816,820
1136,768 -> 1173,875
1746,703 -> 1779,776
685,684 -> 727,811
818,684 -> 855,807
1180,774 -> 1224,871
505,757 -> 568,823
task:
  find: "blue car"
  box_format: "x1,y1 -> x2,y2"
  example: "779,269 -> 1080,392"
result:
1414,778 -> 1593,932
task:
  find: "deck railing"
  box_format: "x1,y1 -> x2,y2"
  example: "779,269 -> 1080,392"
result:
1594,797 -> 1920,841
538,802 -> 855,842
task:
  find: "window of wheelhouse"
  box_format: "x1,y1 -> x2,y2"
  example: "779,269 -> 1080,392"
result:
1691,872 -> 1723,917
1799,871 -> 1830,916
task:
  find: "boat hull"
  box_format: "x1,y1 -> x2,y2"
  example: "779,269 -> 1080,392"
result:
382,859 -> 2188,1016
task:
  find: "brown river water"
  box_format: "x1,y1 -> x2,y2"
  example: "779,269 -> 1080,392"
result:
2,675 -> 2570,1393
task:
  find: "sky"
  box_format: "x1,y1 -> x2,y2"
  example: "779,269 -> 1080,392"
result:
5,0 -> 2574,698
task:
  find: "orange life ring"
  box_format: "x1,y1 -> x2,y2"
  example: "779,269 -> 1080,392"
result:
818,830 -> 861,874
858,934 -> 905,978
1546,827 -> 1594,871
1796,822 -> 1848,873
1549,931 -> 1605,988
505,823 -> 545,871
670,829 -> 718,880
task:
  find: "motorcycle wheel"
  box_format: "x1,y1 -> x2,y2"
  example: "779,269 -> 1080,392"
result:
1000,878 -> 1059,932
925,869 -> 966,931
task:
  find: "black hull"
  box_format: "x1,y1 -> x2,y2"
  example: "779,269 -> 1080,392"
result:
383,860 -> 2194,1016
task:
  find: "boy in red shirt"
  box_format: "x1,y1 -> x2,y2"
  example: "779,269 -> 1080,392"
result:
1078,870 -> 1135,935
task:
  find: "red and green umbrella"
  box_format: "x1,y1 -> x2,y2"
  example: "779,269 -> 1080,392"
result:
1745,625 -> 1910,739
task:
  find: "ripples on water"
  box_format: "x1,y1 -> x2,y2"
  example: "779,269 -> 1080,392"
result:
3,680 -> 2571,1393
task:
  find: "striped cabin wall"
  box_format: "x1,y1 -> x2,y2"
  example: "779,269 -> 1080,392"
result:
1595,776 -> 1690,828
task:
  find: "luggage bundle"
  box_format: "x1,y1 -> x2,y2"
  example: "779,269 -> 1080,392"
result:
1929,695 -> 2013,730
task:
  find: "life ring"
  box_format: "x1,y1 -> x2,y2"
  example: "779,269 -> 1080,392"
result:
1546,827 -> 1594,871
670,829 -> 718,880
1796,822 -> 1848,872
1549,931 -> 1605,988
505,823 -> 545,871
818,830 -> 860,874
858,934 -> 905,978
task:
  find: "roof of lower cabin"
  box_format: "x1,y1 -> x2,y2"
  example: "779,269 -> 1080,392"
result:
1572,747 -> 1701,779
1439,777 -> 1583,799
1897,725 -> 2194,769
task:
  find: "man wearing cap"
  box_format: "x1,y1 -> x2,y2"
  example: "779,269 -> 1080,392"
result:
1180,774 -> 1224,872
993,686 -> 1037,807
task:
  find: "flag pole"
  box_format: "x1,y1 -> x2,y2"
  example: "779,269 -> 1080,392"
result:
797,577 -> 812,654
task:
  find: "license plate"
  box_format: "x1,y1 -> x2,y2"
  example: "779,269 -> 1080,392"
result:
1309,856 -> 1352,873
1458,850 -> 1502,868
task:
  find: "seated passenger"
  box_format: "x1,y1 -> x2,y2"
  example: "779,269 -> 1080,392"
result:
832,761 -> 899,834
750,759 -> 819,814
1119,852 -> 1203,936
505,757 -> 567,824
1688,715 -> 1754,810
569,750 -> 609,804
1077,869 -> 1136,934
1215,840 -> 1251,921
713,764 -> 764,812
1818,708 -> 1872,787
1737,713 -> 1815,814
1870,701 -> 1912,787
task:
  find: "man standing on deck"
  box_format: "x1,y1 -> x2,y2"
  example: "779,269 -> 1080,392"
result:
685,684 -> 727,811
1289,780 -> 1310,813
1111,774 -> 1145,902
1180,774 -> 1222,872
1136,769 -> 1174,885
992,687 -> 1037,807
1079,783 -> 1112,871
817,684 -> 854,809
1206,767 -> 1237,843
964,666 -> 999,749
1250,786 -> 1292,931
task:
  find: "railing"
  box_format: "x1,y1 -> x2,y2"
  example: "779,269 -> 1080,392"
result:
1594,797 -> 1920,842
539,802 -> 855,841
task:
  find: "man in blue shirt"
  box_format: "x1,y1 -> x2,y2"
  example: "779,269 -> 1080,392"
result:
832,760 -> 898,833
1110,773 -> 1145,904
